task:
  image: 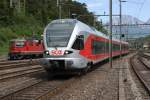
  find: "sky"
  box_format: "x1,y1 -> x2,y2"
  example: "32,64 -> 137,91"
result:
74,0 -> 150,23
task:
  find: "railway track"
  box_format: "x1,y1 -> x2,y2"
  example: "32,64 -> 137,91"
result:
130,53 -> 150,95
0,59 -> 39,66
0,65 -> 44,81
0,59 -> 47,100
0,56 -> 120,100
0,60 -> 108,100
0,59 -> 43,81
0,58 -> 7,62
0,73 -> 46,100
0,57 -> 76,100
143,53 -> 150,60
0,54 -> 135,100
0,74 -> 76,100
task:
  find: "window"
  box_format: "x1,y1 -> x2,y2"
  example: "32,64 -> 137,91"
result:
15,41 -> 25,47
46,22 -> 75,47
72,35 -> 84,50
92,40 -> 105,54
112,43 -> 120,51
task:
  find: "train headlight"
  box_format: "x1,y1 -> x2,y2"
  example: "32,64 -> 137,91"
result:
44,50 -> 49,55
64,50 -> 73,55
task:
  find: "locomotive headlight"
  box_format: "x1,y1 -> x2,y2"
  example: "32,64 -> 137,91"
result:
44,50 -> 49,55
64,50 -> 73,55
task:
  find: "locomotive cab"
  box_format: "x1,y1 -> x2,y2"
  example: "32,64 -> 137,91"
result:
8,39 -> 26,60
8,37 -> 44,60
10,39 -> 25,48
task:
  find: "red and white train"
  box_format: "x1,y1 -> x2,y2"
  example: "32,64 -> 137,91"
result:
8,38 -> 44,60
40,19 -> 129,74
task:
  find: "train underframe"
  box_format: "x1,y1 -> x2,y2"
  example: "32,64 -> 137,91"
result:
8,52 -> 43,60
41,52 -> 129,75
40,58 -> 92,75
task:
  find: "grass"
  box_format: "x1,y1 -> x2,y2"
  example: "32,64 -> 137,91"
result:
0,44 -> 9,56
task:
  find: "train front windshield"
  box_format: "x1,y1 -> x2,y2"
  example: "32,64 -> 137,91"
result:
46,22 -> 75,47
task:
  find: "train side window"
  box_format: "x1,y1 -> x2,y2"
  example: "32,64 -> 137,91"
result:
35,40 -> 41,46
92,40 -> 106,54
72,35 -> 84,50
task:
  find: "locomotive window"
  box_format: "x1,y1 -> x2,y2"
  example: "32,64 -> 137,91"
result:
15,41 -> 25,47
29,41 -> 33,46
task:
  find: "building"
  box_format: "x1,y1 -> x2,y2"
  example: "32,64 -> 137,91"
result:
143,42 -> 150,50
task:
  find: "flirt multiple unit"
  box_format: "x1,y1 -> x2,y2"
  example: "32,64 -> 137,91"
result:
40,19 -> 128,74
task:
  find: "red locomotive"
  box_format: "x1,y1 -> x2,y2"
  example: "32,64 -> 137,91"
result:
8,37 -> 44,60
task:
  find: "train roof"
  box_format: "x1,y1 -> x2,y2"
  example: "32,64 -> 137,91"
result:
10,36 -> 42,42
76,19 -> 128,44
49,19 -> 128,45
10,38 -> 26,42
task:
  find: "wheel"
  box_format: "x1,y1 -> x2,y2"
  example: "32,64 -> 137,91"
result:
8,53 -> 14,60
45,68 -> 54,79
82,62 -> 92,74
87,62 -> 92,71
8,56 -> 14,60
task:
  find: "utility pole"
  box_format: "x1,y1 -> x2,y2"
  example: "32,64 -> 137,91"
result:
16,0 -> 21,13
109,0 -> 113,68
57,0 -> 62,19
10,0 -> 13,8
119,0 -> 127,58
93,16 -> 96,27
119,0 -> 122,58
23,0 -> 26,14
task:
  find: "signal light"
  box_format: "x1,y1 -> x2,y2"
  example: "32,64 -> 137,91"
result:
121,34 -> 125,37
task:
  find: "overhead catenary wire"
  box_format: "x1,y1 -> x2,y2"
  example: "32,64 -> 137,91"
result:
137,0 -> 147,19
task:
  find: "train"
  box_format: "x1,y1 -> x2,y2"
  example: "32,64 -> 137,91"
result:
40,19 -> 129,74
8,37 -> 44,60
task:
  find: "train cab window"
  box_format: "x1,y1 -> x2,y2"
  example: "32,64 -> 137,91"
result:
34,40 -> 41,46
72,35 -> 84,50
29,40 -> 33,46
15,41 -> 25,47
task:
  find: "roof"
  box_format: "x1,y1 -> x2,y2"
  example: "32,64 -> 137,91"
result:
10,38 -> 26,42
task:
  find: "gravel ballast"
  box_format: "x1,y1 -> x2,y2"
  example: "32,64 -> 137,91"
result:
50,55 -> 149,100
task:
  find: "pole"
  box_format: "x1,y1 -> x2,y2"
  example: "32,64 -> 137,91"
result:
59,4 -> 62,19
57,0 -> 61,19
109,0 -> 113,68
93,16 -> 96,27
119,0 -> 122,58
18,0 -> 21,13
10,0 -> 13,8
24,0 -> 26,15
